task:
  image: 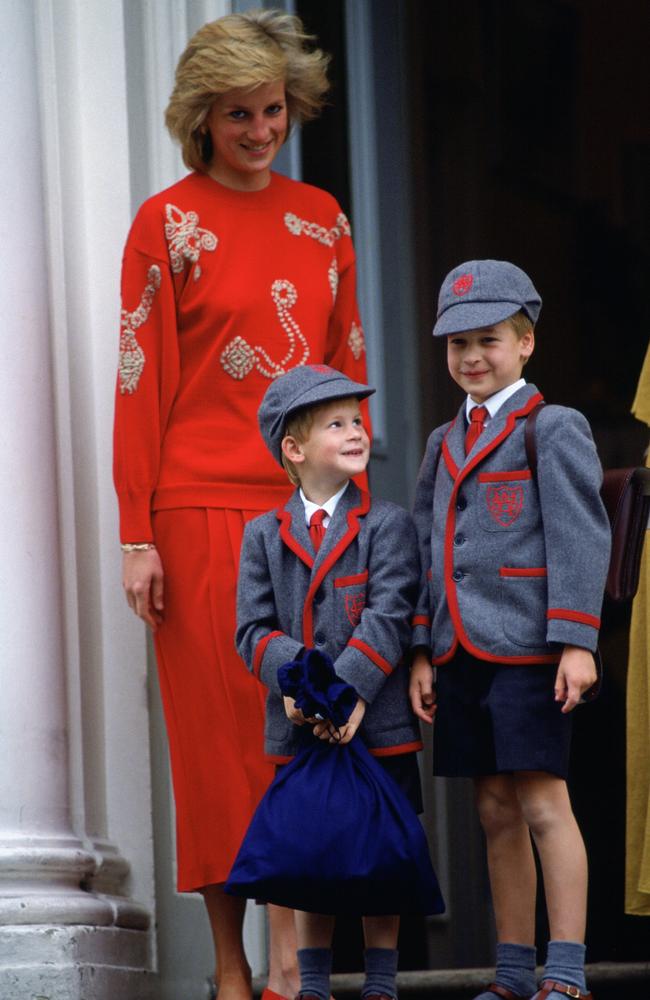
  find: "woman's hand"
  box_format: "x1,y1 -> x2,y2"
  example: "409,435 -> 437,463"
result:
409,652 -> 436,724
554,645 -> 597,713
122,548 -> 164,632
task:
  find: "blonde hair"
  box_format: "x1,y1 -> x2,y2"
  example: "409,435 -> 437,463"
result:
506,309 -> 535,338
281,406 -> 317,487
165,9 -> 330,172
506,309 -> 535,366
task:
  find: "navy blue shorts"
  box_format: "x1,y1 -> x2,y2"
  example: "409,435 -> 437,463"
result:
277,750 -> 423,814
433,649 -> 572,779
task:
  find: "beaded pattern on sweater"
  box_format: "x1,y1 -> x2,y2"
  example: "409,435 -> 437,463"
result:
220,279 -> 310,381
348,321 -> 366,360
164,203 -> 217,280
328,258 -> 339,301
284,211 -> 351,247
119,265 -> 161,394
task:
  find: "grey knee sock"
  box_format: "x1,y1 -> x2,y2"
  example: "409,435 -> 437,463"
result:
361,947 -> 399,999
473,942 -> 537,999
297,947 -> 332,1000
542,940 -> 587,995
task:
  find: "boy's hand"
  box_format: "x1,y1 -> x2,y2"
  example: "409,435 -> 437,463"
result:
409,652 -> 436,724
554,645 -> 597,713
313,697 -> 366,745
283,696 -> 316,726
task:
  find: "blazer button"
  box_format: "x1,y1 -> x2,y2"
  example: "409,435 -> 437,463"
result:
456,496 -> 467,511
454,533 -> 465,546
452,569 -> 464,582
313,589 -> 325,605
314,633 -> 326,646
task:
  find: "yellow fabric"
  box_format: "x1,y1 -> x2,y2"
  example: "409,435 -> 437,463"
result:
631,341 -> 650,426
626,538 -> 650,913
625,338 -> 650,914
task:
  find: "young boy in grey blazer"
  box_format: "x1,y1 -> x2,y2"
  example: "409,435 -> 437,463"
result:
410,260 -> 610,1000
237,365 -> 424,1000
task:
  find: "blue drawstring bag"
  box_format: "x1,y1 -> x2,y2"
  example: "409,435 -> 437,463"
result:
225,650 -> 445,916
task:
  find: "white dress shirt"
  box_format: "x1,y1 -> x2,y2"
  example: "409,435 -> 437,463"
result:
300,481 -> 349,529
465,378 -> 526,425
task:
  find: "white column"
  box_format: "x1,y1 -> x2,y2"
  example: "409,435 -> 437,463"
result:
0,2 -> 154,997
0,0 -> 109,953
0,0 -> 107,925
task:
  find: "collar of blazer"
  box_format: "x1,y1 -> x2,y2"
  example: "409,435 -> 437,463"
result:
276,480 -> 371,571
442,383 -> 544,484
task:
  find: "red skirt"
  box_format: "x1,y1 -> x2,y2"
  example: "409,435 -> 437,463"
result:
152,507 -> 274,891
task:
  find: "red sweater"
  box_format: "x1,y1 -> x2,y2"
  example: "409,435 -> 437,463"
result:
113,171 -> 370,541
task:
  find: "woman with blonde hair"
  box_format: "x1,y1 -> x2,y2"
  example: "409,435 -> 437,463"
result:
114,9 -> 369,1000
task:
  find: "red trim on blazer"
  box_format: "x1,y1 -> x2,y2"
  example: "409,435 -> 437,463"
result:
302,490 -> 371,646
547,608 -> 601,629
411,615 -> 431,627
478,469 -> 533,482
371,740 -> 423,757
276,507 -> 313,569
432,636 -> 459,665
253,630 -> 285,679
500,567 -> 548,577
348,637 -> 393,676
265,753 -> 294,764
439,392 -> 559,665
334,570 -> 369,588
442,433 -> 460,480
453,392 -> 544,483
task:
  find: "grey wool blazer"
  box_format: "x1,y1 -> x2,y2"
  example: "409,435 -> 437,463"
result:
236,481 -> 423,760
412,383 -> 611,664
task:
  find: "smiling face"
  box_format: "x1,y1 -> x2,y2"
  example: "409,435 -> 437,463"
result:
205,80 -> 288,191
446,320 -> 535,402
282,397 -> 370,503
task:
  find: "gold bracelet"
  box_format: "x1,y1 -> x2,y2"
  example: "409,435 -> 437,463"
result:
121,542 -> 156,553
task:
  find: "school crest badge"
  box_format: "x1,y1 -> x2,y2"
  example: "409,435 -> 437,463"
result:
345,591 -> 366,627
487,484 -> 523,526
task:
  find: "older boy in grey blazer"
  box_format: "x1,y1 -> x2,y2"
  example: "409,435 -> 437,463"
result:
410,261 -> 610,1000
237,365 -> 423,1000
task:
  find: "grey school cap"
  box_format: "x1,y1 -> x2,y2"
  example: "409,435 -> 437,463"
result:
433,259 -> 542,337
258,364 -> 375,466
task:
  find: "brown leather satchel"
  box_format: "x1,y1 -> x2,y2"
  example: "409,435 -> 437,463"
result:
525,403 -> 650,603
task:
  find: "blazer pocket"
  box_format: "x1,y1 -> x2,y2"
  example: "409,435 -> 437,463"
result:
477,470 -> 536,533
499,566 -> 548,647
334,570 -> 368,629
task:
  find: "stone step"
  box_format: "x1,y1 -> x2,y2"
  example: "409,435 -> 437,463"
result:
254,962 -> 650,1000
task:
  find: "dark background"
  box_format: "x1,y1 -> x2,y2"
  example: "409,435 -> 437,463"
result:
298,0 -> 650,972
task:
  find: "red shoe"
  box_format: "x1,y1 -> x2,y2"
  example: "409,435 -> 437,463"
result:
531,982 -> 593,1000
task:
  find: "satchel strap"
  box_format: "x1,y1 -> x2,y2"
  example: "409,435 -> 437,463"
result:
524,401 -> 545,476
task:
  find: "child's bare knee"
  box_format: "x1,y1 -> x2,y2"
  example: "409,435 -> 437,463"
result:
475,783 -> 522,836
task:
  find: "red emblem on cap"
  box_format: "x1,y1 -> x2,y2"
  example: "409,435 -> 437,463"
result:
487,485 -> 523,527
452,274 -> 474,296
345,592 -> 366,627
309,364 -> 334,374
